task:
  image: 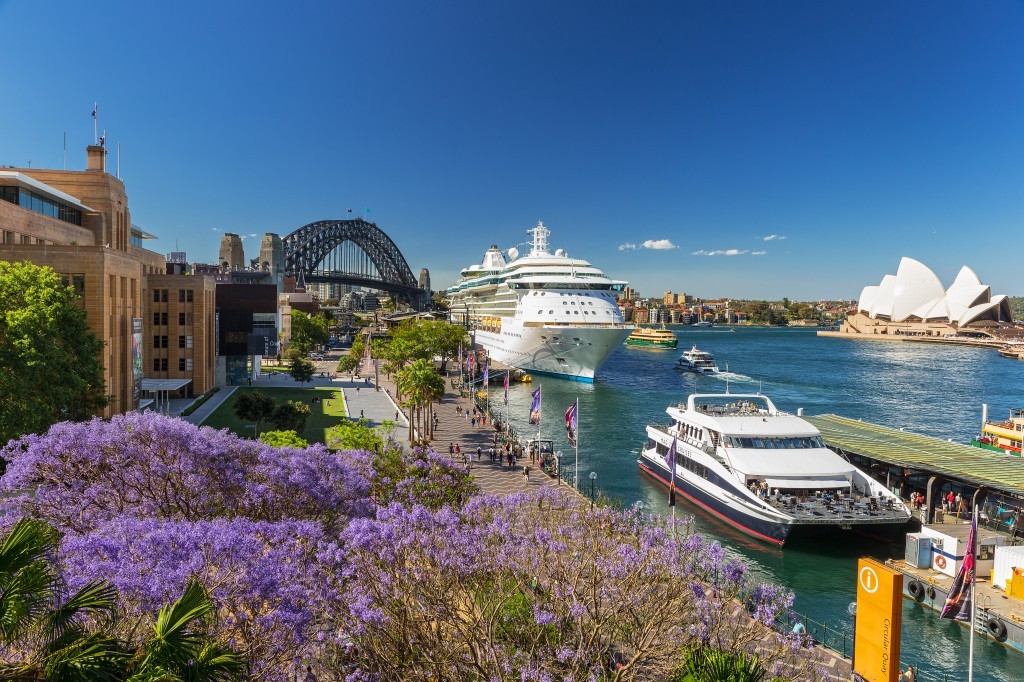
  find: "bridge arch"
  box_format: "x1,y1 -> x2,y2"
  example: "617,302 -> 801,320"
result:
281,218 -> 425,306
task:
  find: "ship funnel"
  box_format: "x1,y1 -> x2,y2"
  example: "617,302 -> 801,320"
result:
797,408 -> 804,416
981,403 -> 988,436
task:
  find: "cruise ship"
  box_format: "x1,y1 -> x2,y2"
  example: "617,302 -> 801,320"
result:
638,393 -> 912,545
445,221 -> 633,381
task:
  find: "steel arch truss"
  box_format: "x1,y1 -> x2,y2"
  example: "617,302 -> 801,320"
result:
282,218 -> 424,303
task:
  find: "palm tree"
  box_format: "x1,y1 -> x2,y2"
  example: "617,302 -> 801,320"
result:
396,359 -> 445,443
1,520 -> 244,681
127,580 -> 245,681
1,518 -> 127,680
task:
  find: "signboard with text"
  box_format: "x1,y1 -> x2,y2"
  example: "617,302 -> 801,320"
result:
854,557 -> 903,682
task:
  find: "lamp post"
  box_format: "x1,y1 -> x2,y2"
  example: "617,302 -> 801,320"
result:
589,471 -> 597,509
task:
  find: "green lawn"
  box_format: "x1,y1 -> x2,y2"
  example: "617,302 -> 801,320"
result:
202,387 -> 348,444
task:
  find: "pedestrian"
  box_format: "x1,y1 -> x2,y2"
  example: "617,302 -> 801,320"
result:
395,410 -> 399,421
507,452 -> 513,468
523,464 -> 530,483
471,417 -> 476,428
489,446 -> 495,462
903,664 -> 915,682
360,409 -> 364,419
247,377 -> 252,386
476,446 -> 482,461
512,452 -> 517,467
456,405 -> 461,416
449,443 -> 454,456
482,415 -> 486,426
356,386 -> 360,395
455,443 -> 460,457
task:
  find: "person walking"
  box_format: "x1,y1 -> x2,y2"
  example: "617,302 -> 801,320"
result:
455,443 -> 460,458
449,443 -> 455,457
471,417 -> 476,428
476,446 -> 482,461
902,664 -> 915,682
523,464 -> 530,483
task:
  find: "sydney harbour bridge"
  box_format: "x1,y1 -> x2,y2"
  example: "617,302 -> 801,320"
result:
281,218 -> 428,309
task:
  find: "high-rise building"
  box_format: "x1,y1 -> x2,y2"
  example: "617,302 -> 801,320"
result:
419,267 -> 431,293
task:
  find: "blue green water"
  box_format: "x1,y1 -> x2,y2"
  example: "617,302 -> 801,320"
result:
496,326 -> 1024,682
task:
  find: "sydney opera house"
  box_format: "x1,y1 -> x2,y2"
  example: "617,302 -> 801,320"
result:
840,257 -> 1015,338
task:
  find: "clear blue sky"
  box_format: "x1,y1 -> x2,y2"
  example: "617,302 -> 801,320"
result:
2,1 -> 1022,300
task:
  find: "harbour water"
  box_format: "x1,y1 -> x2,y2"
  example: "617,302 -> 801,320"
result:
495,326 -> 1024,682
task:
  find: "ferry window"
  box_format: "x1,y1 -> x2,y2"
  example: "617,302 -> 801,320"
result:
741,438 -> 754,448
783,438 -> 795,448
647,438 -> 655,450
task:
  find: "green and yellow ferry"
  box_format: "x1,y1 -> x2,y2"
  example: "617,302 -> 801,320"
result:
625,325 -> 678,349
971,406 -> 1023,456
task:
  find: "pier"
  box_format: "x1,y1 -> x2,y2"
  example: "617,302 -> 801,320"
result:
806,414 -> 1024,526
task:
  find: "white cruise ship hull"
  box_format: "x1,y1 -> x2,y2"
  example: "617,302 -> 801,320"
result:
474,322 -> 631,382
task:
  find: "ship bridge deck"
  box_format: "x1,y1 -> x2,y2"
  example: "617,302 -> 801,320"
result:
806,414 -> 1024,499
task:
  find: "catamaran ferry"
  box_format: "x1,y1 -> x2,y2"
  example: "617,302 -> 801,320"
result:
638,393 -> 912,545
445,221 -> 633,382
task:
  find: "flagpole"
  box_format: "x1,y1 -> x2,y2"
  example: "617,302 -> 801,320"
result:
969,503 -> 977,682
574,397 -> 579,491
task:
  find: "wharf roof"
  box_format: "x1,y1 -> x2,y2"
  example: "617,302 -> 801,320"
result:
805,414 -> 1024,498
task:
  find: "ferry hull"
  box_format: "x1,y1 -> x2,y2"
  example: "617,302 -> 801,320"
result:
626,338 -> 678,349
638,456 -> 791,545
474,324 -> 631,382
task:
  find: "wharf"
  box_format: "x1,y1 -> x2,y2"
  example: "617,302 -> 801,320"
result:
806,414 -> 1024,523
886,549 -> 1024,654
816,330 -> 1004,350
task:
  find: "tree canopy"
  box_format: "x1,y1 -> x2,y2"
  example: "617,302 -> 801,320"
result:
0,261 -> 110,444
289,357 -> 315,385
289,311 -> 328,355
233,391 -> 278,436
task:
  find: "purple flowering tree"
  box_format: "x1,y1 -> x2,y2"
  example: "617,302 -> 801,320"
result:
336,488 -> 819,681
0,412 -> 372,533
60,517 -> 345,679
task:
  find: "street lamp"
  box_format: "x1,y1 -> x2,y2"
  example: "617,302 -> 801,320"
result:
589,471 -> 598,509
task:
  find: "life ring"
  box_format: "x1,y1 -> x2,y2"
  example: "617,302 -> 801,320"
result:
926,586 -> 937,601
908,580 -> 926,601
987,618 -> 1008,642
935,555 -> 947,569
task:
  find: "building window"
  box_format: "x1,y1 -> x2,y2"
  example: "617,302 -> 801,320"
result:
154,312 -> 168,326
186,335 -> 193,348
161,358 -> 168,371
179,335 -> 186,349
154,312 -> 161,326
152,289 -> 168,303
179,358 -> 186,371
178,312 -> 186,325
153,336 -> 160,349
153,358 -> 161,372
178,289 -> 194,303
186,358 -> 193,371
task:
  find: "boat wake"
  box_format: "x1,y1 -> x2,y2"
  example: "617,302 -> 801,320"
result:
712,371 -> 755,383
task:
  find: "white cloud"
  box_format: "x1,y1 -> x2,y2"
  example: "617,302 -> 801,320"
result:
618,242 -> 637,251
763,234 -> 786,241
642,239 -> 678,250
691,248 -> 772,256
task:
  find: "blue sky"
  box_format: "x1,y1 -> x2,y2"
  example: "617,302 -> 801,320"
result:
2,1 -> 1022,300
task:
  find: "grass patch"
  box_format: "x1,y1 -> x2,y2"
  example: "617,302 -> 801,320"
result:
202,387 -> 347,444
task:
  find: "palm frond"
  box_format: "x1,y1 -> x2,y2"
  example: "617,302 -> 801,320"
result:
42,580 -> 119,642
37,631 -> 130,682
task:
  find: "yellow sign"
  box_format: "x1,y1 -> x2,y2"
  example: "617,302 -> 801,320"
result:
854,557 -> 903,682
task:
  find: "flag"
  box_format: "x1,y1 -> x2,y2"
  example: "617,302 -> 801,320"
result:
503,371 -> 509,405
482,363 -> 489,385
565,400 -> 578,447
940,509 -> 977,621
666,437 -> 677,507
347,208 -> 353,213
458,342 -> 463,366
529,385 -> 542,425
92,103 -> 97,119
99,133 -> 106,147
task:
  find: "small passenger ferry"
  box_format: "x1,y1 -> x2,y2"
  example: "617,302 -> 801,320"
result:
675,346 -> 720,374
625,325 -> 678,349
971,407 -> 1023,456
638,393 -> 912,545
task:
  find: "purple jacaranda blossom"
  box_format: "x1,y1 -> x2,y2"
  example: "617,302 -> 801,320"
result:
60,516 -> 345,680
0,412 -> 372,533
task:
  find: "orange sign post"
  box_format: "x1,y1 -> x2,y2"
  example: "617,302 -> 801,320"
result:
854,557 -> 904,682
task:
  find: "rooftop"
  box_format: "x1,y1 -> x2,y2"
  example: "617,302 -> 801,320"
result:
805,414 -> 1024,498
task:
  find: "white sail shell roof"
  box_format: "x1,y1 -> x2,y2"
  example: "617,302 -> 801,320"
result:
857,257 -> 1010,324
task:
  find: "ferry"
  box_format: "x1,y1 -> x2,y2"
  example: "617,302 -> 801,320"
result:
625,325 -> 678,349
675,346 -> 720,374
445,221 -> 633,382
971,405 -> 1023,456
638,393 -> 913,545
693,321 -> 714,328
